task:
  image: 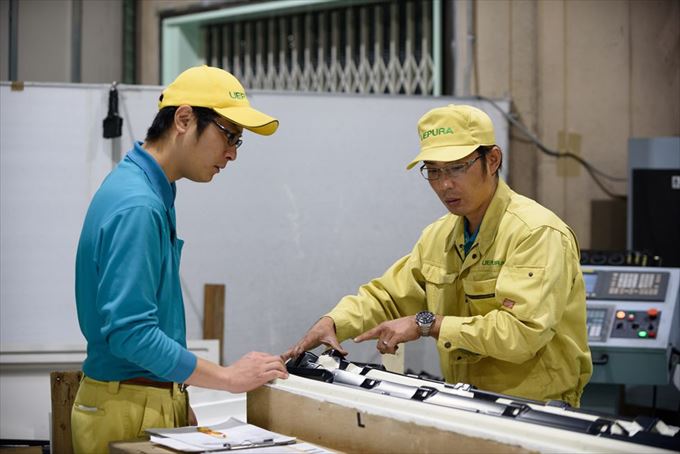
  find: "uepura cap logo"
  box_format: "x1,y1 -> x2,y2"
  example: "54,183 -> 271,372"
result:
159,65 -> 279,136
421,127 -> 454,140
407,104 -> 495,170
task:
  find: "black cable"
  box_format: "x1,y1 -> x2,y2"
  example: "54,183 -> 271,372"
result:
476,96 -> 627,200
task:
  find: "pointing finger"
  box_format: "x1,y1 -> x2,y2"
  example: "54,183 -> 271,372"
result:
354,326 -> 382,343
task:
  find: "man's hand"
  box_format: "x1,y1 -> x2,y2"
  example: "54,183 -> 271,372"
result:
354,316 -> 420,355
281,316 -> 347,362
184,354 -> 288,394
225,352 -> 289,393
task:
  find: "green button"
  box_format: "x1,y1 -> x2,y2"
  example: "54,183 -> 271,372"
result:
638,331 -> 648,338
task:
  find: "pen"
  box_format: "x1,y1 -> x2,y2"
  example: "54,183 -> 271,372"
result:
197,426 -> 227,438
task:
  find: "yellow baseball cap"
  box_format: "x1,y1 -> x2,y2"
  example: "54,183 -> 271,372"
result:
406,104 -> 495,169
159,65 -> 279,136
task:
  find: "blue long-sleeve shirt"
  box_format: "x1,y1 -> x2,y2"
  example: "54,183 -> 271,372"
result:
75,142 -> 197,383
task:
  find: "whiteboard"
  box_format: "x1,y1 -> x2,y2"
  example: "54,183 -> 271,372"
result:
0,82 -> 508,375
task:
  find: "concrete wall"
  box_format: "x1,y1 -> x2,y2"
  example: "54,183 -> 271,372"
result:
475,0 -> 680,248
138,0 -> 198,85
0,0 -> 122,83
81,0 -> 124,83
0,0 -> 9,79
16,0 -> 72,82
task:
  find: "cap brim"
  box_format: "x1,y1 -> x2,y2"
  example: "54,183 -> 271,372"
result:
215,106 -> 279,136
406,145 -> 479,170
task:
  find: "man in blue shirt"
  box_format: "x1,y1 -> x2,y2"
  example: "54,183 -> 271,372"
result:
72,66 -> 288,453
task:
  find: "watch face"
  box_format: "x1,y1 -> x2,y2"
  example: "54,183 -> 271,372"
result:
417,311 -> 435,325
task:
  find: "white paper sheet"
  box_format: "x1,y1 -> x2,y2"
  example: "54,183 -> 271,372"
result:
147,418 -> 296,451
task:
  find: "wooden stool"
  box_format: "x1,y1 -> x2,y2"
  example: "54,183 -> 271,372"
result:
50,371 -> 83,454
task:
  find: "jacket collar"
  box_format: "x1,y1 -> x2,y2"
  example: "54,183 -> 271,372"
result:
446,179 -> 514,257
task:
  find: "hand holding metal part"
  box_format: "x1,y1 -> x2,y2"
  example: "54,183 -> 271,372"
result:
282,316 -> 347,362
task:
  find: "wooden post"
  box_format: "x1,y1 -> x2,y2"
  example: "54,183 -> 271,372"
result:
203,284 -> 225,365
50,370 -> 83,454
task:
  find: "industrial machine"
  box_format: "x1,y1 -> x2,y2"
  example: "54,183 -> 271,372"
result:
585,266 -> 679,383
583,265 -> 680,415
284,350 -> 679,452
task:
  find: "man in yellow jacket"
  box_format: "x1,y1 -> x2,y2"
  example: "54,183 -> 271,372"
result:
284,104 -> 592,407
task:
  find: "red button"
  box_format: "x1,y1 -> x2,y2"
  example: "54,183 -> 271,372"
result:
627,313 -> 635,321
648,331 -> 657,338
647,308 -> 659,319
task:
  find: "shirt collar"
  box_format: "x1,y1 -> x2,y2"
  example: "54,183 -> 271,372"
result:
446,179 -> 514,255
126,141 -> 176,210
463,218 -> 481,256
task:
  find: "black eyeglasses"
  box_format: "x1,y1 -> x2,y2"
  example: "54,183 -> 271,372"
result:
419,155 -> 482,181
213,120 -> 243,148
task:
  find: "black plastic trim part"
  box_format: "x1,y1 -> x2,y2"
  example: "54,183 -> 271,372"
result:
413,386 -> 439,401
359,379 -> 378,390
286,351 -> 679,451
287,367 -> 334,383
602,431 -> 680,452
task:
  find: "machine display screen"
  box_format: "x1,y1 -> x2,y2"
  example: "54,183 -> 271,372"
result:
584,273 -> 598,295
584,270 -> 668,301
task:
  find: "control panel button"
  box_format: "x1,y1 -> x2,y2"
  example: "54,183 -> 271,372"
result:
610,309 -> 663,340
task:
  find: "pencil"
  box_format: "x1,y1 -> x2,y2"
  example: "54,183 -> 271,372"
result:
197,426 -> 227,438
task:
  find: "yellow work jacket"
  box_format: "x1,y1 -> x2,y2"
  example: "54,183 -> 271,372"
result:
327,179 -> 592,407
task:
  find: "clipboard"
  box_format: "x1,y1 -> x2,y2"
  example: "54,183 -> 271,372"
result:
146,417 -> 296,452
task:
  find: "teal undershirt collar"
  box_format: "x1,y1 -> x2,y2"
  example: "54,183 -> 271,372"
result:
463,218 -> 481,256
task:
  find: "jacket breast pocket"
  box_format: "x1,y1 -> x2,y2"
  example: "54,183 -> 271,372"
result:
421,263 -> 458,314
462,277 -> 498,316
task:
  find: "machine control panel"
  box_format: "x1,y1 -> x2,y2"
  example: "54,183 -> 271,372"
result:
586,306 -> 611,342
584,268 -> 679,386
584,270 -> 668,301
583,266 -> 679,348
609,309 -> 661,339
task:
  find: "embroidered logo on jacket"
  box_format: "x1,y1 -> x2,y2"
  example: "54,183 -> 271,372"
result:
482,259 -> 505,266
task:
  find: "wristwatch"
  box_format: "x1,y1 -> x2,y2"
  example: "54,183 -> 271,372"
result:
415,311 -> 436,337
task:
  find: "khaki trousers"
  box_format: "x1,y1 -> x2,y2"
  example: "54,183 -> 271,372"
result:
71,376 -> 188,454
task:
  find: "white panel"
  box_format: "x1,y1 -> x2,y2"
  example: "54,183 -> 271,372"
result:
0,83 -> 114,348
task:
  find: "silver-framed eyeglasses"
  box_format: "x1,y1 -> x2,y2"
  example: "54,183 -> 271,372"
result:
419,155 -> 482,181
213,120 -> 243,148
